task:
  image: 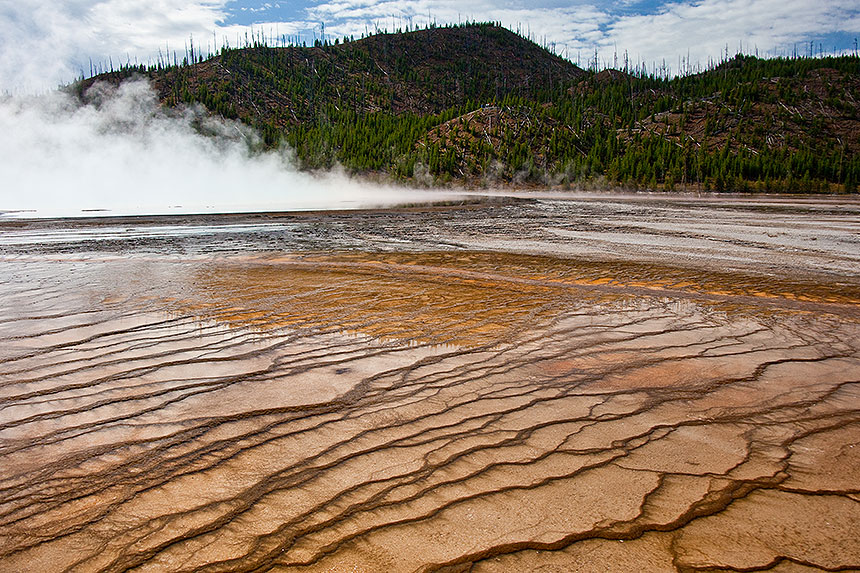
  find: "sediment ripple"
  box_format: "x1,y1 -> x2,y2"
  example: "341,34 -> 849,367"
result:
1,198 -> 859,572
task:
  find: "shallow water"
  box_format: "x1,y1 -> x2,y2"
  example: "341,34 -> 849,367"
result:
0,194 -> 858,572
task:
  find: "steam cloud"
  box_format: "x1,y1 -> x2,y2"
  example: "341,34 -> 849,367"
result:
0,79 -> 455,218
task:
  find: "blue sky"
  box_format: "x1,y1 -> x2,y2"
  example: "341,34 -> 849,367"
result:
1,0 -> 858,92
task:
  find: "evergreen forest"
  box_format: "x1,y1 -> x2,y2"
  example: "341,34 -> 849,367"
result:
76,22 -> 860,193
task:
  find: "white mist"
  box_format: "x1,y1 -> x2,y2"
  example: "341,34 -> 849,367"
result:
0,79 -> 459,218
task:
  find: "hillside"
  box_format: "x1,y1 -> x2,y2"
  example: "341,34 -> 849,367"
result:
422,54 -> 860,191
76,23 -> 860,193
80,24 -> 581,129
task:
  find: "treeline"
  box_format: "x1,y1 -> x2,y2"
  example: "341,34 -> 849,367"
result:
75,22 -> 860,193
270,52 -> 860,193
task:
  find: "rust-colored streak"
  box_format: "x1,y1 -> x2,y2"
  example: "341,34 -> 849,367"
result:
188,251 -> 860,348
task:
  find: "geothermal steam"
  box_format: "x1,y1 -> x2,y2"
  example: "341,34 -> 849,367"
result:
0,79 -> 448,217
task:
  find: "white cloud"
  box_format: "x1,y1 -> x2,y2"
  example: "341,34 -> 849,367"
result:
0,0 -> 228,92
1,0 -> 857,92
0,1 -> 328,92
307,0 -> 859,71
306,0 -> 609,61
596,0 -> 860,72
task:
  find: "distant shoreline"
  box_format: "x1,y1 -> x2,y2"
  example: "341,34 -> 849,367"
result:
3,189 -> 860,225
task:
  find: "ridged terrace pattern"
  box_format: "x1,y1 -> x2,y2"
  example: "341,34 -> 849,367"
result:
0,195 -> 858,572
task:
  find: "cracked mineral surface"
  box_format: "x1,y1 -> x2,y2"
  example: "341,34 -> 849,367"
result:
0,193 -> 858,572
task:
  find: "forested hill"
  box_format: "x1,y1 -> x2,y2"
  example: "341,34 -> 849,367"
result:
78,22 -> 860,193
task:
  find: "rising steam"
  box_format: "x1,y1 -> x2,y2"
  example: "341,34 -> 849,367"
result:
0,79 -> 457,218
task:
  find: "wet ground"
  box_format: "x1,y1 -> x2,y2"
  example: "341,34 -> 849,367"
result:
1,193 -> 859,572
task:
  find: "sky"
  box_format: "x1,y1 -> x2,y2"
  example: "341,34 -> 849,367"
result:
1,0 -> 859,93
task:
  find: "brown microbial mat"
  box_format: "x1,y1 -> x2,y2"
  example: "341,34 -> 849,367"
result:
0,194 -> 858,572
